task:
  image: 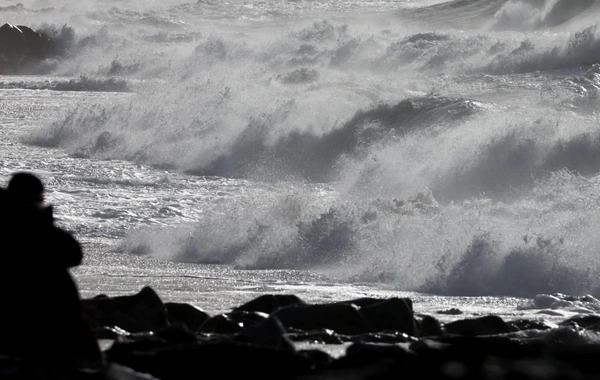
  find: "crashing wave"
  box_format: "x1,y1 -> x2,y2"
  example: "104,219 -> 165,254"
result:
491,0 -> 597,31
27,95 -> 485,183
422,232 -> 599,298
541,63 -> 600,111
400,0 -> 600,32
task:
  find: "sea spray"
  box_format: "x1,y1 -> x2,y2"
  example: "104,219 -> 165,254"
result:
16,0 -> 600,300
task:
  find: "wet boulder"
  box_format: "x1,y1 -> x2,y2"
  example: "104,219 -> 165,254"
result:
287,328 -> 346,344
198,313 -> 243,334
329,297 -> 418,336
559,314 -> 600,331
0,23 -> 54,74
165,302 -> 210,332
107,339 -> 320,380
233,294 -> 306,314
443,315 -> 514,336
237,315 -> 295,351
272,302 -> 372,335
81,286 -> 169,334
415,314 -> 444,337
357,297 -> 417,336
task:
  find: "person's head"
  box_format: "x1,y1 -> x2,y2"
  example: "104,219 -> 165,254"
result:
7,172 -> 45,207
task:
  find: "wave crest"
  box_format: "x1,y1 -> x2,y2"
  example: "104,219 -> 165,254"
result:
28,95 -> 483,183
422,234 -> 593,297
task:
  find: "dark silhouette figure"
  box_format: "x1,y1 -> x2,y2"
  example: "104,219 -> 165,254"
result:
0,172 -> 103,379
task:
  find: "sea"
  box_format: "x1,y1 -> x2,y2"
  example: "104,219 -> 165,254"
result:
2,0 -> 600,330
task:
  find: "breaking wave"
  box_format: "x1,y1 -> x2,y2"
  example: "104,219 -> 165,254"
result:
27,95 -> 483,183
401,0 -> 600,31
116,169 -> 600,298
14,0 -> 600,300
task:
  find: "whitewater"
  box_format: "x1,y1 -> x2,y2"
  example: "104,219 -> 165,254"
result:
3,0 -> 600,326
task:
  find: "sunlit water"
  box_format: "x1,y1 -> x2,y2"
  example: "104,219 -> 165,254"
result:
3,0 -> 600,326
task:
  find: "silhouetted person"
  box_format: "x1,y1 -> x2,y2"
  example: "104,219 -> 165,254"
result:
0,172 -> 103,379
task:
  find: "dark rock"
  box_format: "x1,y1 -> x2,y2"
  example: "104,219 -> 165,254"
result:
272,303 -> 371,336
152,324 -> 197,344
105,362 -> 161,380
287,329 -> 346,344
197,310 -> 270,334
509,319 -> 555,331
165,302 -> 210,332
0,23 -> 54,74
32,286 -> 600,380
415,314 -> 444,337
438,308 -> 463,315
81,286 -> 169,334
102,325 -> 196,357
532,326 -> 589,345
37,286 -> 600,380
359,297 -> 417,335
333,297 -> 387,308
228,310 -> 271,329
443,315 -> 514,336
237,315 -> 294,351
270,297 -> 417,336
0,24 -> 51,56
309,341 -> 414,379
351,331 -> 418,344
560,314 -> 600,330
344,341 -> 414,362
95,325 -> 131,340
297,349 -> 335,371
198,314 -> 243,334
233,294 -> 306,314
108,340 -> 318,380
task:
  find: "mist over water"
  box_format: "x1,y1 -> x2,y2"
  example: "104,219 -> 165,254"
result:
11,0 -> 600,298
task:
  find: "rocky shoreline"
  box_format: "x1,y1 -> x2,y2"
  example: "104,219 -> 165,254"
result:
30,286 -> 600,380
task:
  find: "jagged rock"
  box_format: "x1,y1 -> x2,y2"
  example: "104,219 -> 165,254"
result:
272,303 -> 372,336
233,294 -> 306,314
0,23 -> 53,74
198,314 -> 243,334
105,362 -> 161,380
228,310 -> 271,329
107,340 -> 319,380
81,286 -> 169,334
560,314 -> 600,330
237,315 -> 295,351
416,314 -> 444,337
438,308 -> 463,315
307,341 -> 414,379
351,331 -> 418,344
95,325 -> 132,340
287,328 -> 346,344
165,302 -> 210,332
443,315 -> 514,336
357,297 -> 417,335
20,287 -> 600,380
269,297 -> 418,337
509,319 -> 555,331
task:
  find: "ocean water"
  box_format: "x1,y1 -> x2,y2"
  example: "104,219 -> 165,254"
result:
3,0 -> 600,326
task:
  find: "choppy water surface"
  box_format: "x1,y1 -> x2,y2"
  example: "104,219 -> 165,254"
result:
3,0 -> 600,324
